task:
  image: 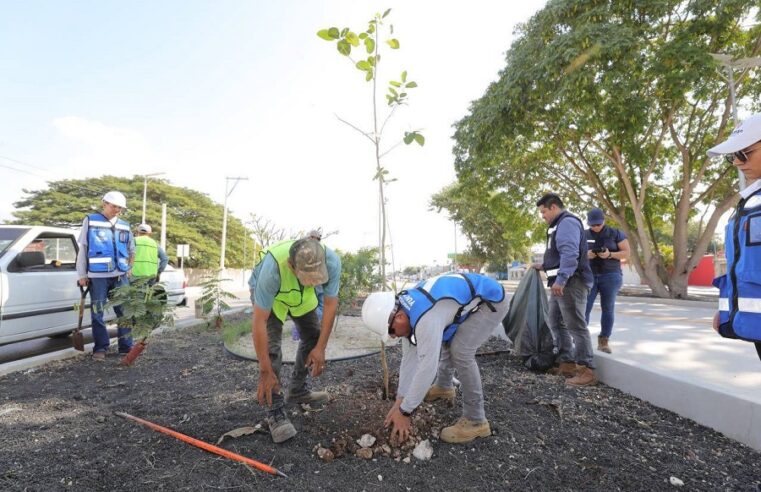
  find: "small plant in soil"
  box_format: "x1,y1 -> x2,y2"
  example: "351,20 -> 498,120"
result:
197,269 -> 238,330
105,277 -> 175,365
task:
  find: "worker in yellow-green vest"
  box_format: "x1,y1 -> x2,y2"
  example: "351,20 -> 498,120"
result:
248,238 -> 341,444
132,224 -> 168,284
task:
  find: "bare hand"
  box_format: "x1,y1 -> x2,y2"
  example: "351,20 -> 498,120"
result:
532,263 -> 543,271
384,400 -> 401,424
384,408 -> 411,444
78,277 -> 89,287
257,370 -> 280,407
587,250 -> 597,260
306,347 -> 326,377
551,283 -> 564,296
712,312 -> 720,333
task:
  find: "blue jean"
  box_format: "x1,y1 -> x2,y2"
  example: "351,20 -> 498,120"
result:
584,272 -> 623,339
89,275 -> 132,353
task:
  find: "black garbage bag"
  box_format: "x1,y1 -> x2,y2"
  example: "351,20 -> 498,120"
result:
502,269 -> 558,371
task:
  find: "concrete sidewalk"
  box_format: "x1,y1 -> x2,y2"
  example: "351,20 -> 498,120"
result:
582,285 -> 761,452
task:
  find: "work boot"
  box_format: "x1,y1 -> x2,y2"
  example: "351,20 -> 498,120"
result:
266,408 -> 297,444
440,417 -> 491,444
566,366 -> 598,387
547,362 -> 578,378
597,336 -> 612,354
286,390 -> 329,405
92,351 -> 106,362
424,385 -> 456,402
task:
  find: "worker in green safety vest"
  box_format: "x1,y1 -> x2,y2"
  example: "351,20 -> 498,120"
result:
248,237 -> 341,443
132,223 -> 168,284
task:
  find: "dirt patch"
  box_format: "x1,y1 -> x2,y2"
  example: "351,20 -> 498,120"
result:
1,313 -> 759,491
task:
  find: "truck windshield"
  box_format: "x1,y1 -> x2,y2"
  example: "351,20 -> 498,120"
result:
0,228 -> 28,258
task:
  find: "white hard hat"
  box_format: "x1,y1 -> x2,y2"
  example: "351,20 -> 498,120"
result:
362,291 -> 397,343
102,191 -> 127,208
137,223 -> 152,233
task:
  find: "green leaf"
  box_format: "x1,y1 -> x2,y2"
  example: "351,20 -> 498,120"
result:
367,55 -> 376,67
403,132 -> 414,145
359,32 -> 368,40
401,70 -> 407,82
328,27 -> 340,39
365,38 -> 375,54
388,87 -> 398,96
414,133 -> 425,146
389,80 -> 401,88
387,38 -> 400,49
382,8 -> 391,18
405,81 -> 417,88
346,32 -> 360,47
400,92 -> 407,98
317,29 -> 333,41
340,27 -> 348,37
365,70 -> 373,81
356,60 -> 371,71
337,40 -> 351,56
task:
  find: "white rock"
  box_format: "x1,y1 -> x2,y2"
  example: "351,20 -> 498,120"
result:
669,477 -> 684,487
377,475 -> 383,482
412,439 -> 433,461
357,434 -> 376,448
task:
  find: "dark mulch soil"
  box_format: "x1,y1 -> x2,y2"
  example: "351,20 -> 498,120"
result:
1,313 -> 759,491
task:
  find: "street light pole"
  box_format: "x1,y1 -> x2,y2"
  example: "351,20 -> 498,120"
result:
220,176 -> 248,270
142,172 -> 166,224
710,53 -> 761,191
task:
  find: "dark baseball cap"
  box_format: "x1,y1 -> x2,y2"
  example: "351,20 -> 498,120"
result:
587,208 -> 605,226
289,238 -> 329,286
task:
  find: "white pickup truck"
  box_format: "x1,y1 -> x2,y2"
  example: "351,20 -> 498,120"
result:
0,225 -> 186,345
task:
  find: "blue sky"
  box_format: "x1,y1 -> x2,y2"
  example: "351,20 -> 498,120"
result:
0,0 -> 547,267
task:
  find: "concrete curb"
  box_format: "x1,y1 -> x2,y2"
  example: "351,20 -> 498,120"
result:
0,307 -> 249,378
596,353 -> 761,452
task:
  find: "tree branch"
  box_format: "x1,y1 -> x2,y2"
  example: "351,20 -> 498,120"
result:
334,114 -> 375,144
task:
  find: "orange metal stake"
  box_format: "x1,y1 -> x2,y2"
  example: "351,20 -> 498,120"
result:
115,411 -> 287,478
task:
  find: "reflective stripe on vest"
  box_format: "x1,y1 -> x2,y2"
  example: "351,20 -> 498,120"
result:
133,236 -> 159,277
259,240 -> 319,323
716,187 -> 761,343
86,213 -> 131,274
398,273 -> 505,344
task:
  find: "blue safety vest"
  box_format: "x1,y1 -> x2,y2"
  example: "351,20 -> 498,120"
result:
86,213 -> 131,273
397,273 -> 505,344
714,188 -> 761,347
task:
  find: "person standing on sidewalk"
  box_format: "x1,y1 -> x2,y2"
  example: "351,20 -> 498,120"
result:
532,193 -> 596,386
584,208 -> 630,354
76,191 -> 135,361
249,238 -> 341,443
132,223 -> 168,284
707,113 -> 761,361
362,273 -> 509,444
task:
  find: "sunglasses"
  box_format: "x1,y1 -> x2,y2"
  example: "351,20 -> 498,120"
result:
725,146 -> 760,164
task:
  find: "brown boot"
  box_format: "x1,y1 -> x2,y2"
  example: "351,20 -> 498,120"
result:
547,362 -> 578,378
597,336 -> 612,354
440,417 -> 491,444
424,385 -> 456,402
566,366 -> 598,387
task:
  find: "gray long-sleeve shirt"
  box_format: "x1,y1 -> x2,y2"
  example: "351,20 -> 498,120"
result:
397,299 -> 461,414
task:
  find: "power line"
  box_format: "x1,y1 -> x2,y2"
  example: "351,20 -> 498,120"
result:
0,162 -> 42,177
0,154 -> 48,172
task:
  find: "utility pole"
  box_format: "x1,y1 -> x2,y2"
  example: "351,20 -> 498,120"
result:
709,53 -> 761,191
141,172 -> 166,224
220,176 -> 248,270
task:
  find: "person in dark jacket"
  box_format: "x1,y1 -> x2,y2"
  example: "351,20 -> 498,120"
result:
533,193 -> 596,386
584,208 -> 630,354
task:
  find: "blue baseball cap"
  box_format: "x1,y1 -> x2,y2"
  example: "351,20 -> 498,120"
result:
587,208 -> 605,226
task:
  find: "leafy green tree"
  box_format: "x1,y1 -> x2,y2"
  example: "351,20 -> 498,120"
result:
336,247 -> 381,316
317,8 -> 423,290
11,176 -> 249,268
450,0 -> 760,298
431,182 -> 540,266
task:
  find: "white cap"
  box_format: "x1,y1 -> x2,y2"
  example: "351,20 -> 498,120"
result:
137,223 -> 152,233
361,291 -> 396,343
102,191 -> 127,208
707,113 -> 761,157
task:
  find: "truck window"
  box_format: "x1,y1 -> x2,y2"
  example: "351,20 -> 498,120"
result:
22,235 -> 78,268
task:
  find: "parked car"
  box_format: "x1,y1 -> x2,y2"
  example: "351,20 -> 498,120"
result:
160,264 -> 187,306
0,225 -> 116,345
